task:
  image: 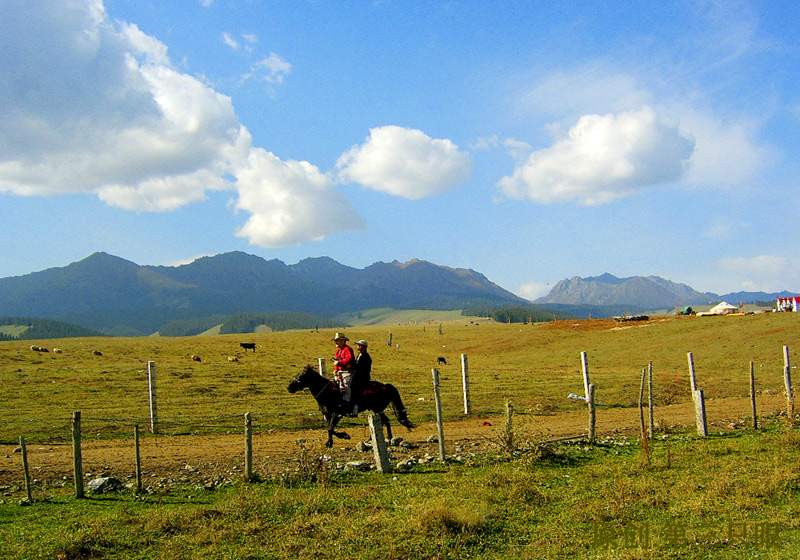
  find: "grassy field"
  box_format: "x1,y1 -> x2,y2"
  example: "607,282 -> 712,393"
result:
338,307 -> 468,325
0,325 -> 29,338
1,423 -> 799,559
1,312 -> 797,443
1,313 -> 799,558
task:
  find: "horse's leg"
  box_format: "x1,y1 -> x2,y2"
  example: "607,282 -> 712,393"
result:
380,412 -> 393,441
326,413 -> 342,448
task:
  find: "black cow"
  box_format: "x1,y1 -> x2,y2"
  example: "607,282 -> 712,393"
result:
240,342 -> 256,352
437,356 -> 447,365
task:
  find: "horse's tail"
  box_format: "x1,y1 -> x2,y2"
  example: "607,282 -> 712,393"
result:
387,383 -> 414,430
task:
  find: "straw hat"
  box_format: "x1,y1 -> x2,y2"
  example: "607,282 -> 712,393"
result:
355,339 -> 368,347
332,332 -> 349,341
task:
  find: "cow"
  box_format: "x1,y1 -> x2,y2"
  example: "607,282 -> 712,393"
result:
227,356 -> 240,362
29,345 -> 48,352
191,354 -> 202,362
53,348 -> 63,354
240,342 -> 256,352
437,356 -> 447,365
93,350 -> 103,356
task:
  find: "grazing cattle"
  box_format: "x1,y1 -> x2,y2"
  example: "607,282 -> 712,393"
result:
93,350 -> 103,356
53,348 -> 63,354
191,354 -> 202,362
240,342 -> 256,352
29,345 -> 48,352
227,356 -> 239,362
437,356 -> 447,365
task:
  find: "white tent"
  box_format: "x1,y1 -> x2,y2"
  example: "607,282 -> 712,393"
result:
697,301 -> 739,316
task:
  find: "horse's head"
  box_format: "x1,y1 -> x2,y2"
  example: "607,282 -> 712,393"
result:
287,364 -> 319,393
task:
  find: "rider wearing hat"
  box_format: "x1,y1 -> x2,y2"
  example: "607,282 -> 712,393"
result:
332,332 -> 355,412
351,339 -> 372,414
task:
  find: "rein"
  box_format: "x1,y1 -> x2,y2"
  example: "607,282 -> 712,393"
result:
312,380 -> 330,401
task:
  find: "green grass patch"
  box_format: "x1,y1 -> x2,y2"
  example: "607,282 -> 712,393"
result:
0,325 -> 28,338
1,427 -> 798,559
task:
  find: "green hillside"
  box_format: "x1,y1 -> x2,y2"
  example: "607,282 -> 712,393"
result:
0,317 -> 102,340
339,307 -> 468,325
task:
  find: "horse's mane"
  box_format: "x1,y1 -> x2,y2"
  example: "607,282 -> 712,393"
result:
303,363 -> 329,380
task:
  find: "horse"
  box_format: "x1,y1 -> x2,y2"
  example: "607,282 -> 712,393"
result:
287,365 -> 414,448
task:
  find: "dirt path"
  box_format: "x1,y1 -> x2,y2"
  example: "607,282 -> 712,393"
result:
0,394 -> 787,491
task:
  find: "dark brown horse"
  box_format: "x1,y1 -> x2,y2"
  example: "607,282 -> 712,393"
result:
287,365 -> 413,448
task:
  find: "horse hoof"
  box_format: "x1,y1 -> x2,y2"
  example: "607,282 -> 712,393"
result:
325,441 -> 333,448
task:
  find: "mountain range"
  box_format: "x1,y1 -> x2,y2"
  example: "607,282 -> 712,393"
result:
0,252 -> 525,335
535,273 -> 792,309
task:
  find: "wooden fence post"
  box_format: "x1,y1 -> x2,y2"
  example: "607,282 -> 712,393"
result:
504,400 -> 514,451
587,384 -> 596,444
244,412 -> 253,482
368,414 -> 392,473
687,352 -> 698,394
147,361 -> 158,434
387,332 -> 392,347
19,436 -> 32,503
431,368 -> 446,462
134,425 -> 142,494
317,357 -> 326,375
694,389 -> 708,437
580,351 -> 590,399
461,353 -> 471,415
749,361 -> 758,430
783,345 -> 795,424
638,368 -> 650,465
647,361 -> 654,439
72,411 -> 84,498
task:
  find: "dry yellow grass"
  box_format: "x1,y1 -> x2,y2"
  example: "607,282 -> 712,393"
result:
2,313 -> 797,441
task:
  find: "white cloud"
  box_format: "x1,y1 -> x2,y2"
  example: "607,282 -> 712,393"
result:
522,66 -> 652,120
167,254 -> 212,266
498,107 -> 694,205
701,216 -> 750,240
241,33 -> 258,44
503,138 -> 532,161
235,149 -> 362,246
199,0 -> 214,7
336,126 -> 471,199
679,109 -> 771,186
0,2 -> 247,209
221,32 -> 240,51
0,1 -> 360,247
517,282 -> 551,301
519,65 -> 773,192
472,135 -> 531,160
242,53 -> 292,85
715,255 -> 798,292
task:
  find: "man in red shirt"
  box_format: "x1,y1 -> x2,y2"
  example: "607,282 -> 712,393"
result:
332,332 -> 355,412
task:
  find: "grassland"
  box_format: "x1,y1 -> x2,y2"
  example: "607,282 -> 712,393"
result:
338,307 -> 468,325
1,312 -> 797,443
0,325 -> 28,338
1,313 -> 800,558
1,424 -> 799,559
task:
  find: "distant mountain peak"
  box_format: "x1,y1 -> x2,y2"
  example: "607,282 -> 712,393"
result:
537,273 -> 714,308
585,273 -> 624,284
0,251 -> 524,335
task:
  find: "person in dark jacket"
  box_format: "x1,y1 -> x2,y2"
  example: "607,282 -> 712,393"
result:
348,339 -> 372,416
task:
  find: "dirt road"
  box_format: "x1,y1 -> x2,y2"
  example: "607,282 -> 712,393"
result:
0,394 -> 787,492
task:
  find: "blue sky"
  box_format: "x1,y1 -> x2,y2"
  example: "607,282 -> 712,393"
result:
1,0 -> 799,297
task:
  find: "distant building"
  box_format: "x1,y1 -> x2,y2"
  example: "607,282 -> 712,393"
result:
776,296 -> 799,312
696,301 -> 739,316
